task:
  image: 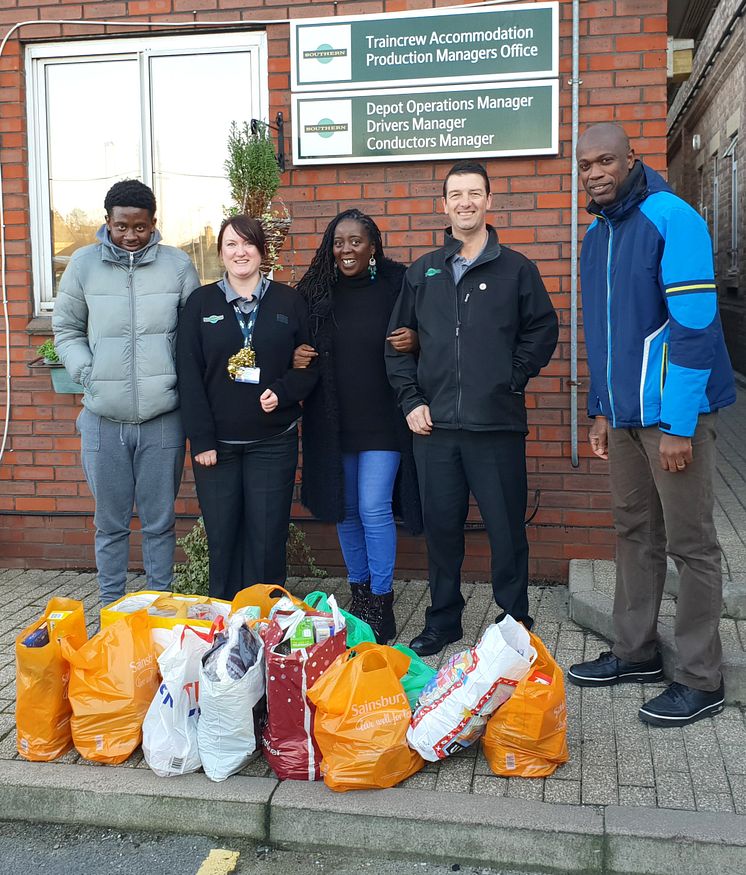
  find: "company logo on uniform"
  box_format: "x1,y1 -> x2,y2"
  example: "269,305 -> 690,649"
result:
303,43 -> 348,65
203,314 -> 224,324
304,118 -> 349,139
425,268 -> 442,277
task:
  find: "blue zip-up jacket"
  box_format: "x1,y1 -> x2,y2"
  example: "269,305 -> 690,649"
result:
580,161 -> 735,437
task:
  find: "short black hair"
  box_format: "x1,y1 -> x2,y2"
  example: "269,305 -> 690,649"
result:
104,179 -> 157,217
442,160 -> 491,198
217,214 -> 267,258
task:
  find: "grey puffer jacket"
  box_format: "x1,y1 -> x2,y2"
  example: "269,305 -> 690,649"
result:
53,227 -> 201,423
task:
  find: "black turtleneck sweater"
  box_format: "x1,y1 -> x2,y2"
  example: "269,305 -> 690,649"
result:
331,271 -> 399,453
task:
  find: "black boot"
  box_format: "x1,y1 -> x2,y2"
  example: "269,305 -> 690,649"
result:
348,581 -> 371,620
366,591 -> 397,645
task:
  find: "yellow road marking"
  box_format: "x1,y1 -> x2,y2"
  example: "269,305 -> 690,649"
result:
196,848 -> 240,875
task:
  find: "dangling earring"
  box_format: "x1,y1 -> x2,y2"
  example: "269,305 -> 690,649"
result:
333,263 -> 338,280
368,255 -> 377,281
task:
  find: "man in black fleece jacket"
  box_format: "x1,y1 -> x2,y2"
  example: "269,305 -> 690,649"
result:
386,160 -> 558,655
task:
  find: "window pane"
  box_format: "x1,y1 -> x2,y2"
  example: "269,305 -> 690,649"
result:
150,52 -> 256,283
46,59 -> 141,294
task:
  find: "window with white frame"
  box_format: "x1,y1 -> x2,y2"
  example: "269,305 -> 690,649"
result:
26,33 -> 268,311
723,133 -> 739,273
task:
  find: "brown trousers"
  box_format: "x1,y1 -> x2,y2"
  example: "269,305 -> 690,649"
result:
609,415 -> 722,691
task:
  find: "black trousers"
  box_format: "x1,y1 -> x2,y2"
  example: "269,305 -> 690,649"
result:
193,428 -> 298,601
413,428 -> 530,632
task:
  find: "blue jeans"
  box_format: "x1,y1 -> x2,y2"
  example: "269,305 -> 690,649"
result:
337,451 -> 400,595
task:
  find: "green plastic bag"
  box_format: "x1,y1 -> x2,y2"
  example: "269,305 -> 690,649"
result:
394,644 -> 437,710
304,591 -> 376,648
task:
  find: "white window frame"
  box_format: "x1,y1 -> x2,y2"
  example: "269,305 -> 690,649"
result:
26,32 -> 269,312
712,154 -> 719,256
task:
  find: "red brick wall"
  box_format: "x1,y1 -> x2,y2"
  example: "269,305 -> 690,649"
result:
0,0 -> 668,581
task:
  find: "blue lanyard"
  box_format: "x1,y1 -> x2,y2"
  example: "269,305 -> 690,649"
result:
233,302 -> 259,349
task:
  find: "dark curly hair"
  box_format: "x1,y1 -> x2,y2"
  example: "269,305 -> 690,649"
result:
104,179 -> 157,217
296,209 -> 400,323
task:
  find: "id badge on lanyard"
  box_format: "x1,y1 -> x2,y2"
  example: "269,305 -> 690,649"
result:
229,302 -> 261,383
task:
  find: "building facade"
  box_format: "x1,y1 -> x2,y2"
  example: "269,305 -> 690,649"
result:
667,0 -> 745,375
0,0 -> 668,580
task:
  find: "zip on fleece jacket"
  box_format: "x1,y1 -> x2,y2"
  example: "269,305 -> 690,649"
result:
580,161 -> 735,437
385,226 -> 558,434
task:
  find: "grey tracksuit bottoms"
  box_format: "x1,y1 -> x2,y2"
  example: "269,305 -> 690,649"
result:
77,407 -> 185,605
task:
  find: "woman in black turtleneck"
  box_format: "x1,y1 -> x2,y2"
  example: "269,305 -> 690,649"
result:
294,210 -> 422,644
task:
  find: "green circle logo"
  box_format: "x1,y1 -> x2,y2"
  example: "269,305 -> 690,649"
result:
317,118 -> 335,139
316,44 -> 334,65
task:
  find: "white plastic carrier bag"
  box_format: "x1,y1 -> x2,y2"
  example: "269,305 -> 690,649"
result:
407,616 -> 536,762
142,624 -> 217,777
197,615 -> 265,782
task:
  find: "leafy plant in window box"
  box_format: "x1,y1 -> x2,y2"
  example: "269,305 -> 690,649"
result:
225,120 -> 290,274
30,339 -> 83,394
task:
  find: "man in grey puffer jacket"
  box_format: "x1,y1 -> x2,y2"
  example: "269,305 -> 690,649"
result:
53,180 -> 201,604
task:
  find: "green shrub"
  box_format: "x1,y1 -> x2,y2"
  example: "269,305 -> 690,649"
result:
172,518 -> 325,597
37,338 -> 59,364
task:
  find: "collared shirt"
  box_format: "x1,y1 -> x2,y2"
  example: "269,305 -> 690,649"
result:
218,272 -> 268,314
448,235 -> 488,285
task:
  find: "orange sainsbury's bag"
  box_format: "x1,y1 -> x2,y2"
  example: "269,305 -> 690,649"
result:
15,598 -> 87,761
482,633 -> 569,778
60,609 -> 159,764
308,643 -> 425,792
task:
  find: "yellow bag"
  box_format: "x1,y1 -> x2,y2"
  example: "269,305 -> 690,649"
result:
61,609 -> 159,764
231,584 -> 310,618
100,591 -> 231,654
308,642 -> 425,791
15,598 -> 87,761
482,633 -> 569,777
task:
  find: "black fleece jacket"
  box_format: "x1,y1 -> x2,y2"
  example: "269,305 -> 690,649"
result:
176,280 -> 318,454
385,226 -> 558,434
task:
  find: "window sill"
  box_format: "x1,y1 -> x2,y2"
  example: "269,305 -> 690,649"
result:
26,315 -> 53,335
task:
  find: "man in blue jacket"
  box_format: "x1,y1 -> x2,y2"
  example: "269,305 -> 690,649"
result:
386,160 -> 558,656
568,124 -> 736,726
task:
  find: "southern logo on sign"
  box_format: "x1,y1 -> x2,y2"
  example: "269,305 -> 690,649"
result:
303,43 -> 348,64
304,119 -> 349,138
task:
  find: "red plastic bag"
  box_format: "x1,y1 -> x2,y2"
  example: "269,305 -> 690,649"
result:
261,609 -> 346,781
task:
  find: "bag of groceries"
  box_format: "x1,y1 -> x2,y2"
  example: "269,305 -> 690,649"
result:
304,590 -> 376,648
231,584 -> 310,620
100,590 -> 231,654
15,598 -> 87,761
393,644 -> 437,710
308,643 -> 424,791
482,632 -> 569,777
407,616 -> 535,762
142,624 -> 220,777
60,609 -> 159,764
198,615 -> 265,782
261,598 -> 346,781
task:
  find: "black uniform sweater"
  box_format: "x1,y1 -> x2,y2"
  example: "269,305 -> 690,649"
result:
332,271 -> 400,452
176,280 -> 318,455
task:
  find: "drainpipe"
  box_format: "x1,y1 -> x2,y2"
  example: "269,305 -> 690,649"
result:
569,0 -> 581,467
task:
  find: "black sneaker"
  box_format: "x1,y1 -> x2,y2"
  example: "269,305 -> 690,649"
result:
638,681 -> 725,727
567,650 -> 664,687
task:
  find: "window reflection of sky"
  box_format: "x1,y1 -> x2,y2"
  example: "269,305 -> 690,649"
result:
47,50 -> 256,289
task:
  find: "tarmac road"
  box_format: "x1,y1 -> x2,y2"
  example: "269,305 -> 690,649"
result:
0,820 -> 535,875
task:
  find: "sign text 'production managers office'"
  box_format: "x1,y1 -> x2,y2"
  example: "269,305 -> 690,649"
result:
290,3 -> 559,165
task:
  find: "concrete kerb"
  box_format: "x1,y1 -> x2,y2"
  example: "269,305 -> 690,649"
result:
2,759 -> 746,873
